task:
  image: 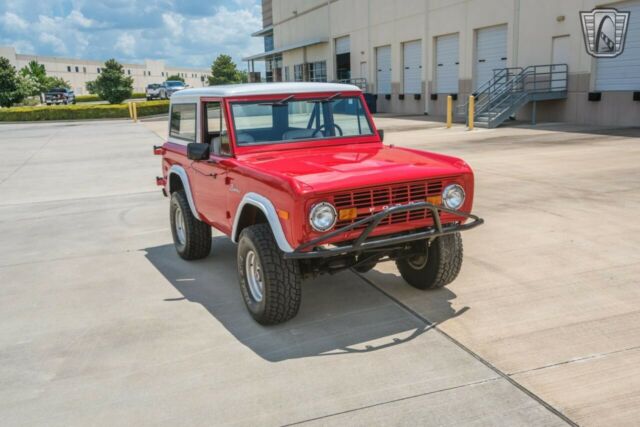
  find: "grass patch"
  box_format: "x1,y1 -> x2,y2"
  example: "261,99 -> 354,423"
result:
0,100 -> 169,121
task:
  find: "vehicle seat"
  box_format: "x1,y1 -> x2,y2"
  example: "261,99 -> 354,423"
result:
282,128 -> 316,140
236,132 -> 255,144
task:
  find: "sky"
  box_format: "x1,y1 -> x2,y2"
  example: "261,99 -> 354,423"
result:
0,0 -> 264,71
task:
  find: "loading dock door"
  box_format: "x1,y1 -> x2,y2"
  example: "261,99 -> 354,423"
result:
403,40 -> 422,94
376,45 -> 392,94
595,0 -> 640,91
436,34 -> 459,93
475,25 -> 507,89
335,36 -> 351,81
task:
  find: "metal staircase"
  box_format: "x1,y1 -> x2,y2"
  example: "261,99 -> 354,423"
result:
458,64 -> 568,128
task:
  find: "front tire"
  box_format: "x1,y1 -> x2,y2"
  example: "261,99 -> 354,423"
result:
396,233 -> 463,290
170,190 -> 211,260
237,224 -> 302,325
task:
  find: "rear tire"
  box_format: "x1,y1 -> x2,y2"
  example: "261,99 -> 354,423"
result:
396,233 -> 463,290
237,224 -> 302,325
170,190 -> 211,260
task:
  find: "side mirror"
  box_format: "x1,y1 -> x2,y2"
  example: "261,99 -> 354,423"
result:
187,143 -> 209,160
378,129 -> 384,142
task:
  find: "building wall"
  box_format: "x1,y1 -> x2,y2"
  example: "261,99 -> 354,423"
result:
0,46 -> 209,95
266,0 -> 640,126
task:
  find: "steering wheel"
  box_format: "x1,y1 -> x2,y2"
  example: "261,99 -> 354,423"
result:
312,123 -> 343,137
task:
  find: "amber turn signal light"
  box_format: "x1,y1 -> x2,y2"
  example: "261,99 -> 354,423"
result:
426,195 -> 442,205
338,208 -> 357,221
277,209 -> 289,220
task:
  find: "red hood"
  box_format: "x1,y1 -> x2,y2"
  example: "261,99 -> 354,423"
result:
238,143 -> 472,194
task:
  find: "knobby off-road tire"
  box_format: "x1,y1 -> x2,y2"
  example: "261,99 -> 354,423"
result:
396,233 -> 463,290
237,224 -> 302,325
170,190 -> 211,260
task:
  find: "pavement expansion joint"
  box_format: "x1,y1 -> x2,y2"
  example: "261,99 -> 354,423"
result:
353,270 -> 578,427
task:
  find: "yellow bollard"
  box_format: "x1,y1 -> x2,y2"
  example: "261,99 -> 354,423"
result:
468,95 -> 474,130
128,102 -> 133,119
446,95 -> 453,128
132,102 -> 138,122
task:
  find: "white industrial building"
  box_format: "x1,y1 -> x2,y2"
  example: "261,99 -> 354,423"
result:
244,0 -> 640,127
0,46 -> 210,95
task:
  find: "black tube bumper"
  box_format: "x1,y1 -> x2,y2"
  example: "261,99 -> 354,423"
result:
283,202 -> 484,260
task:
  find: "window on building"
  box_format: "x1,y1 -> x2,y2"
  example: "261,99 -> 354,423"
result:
264,35 -> 274,52
83,67 -> 86,73
309,61 -> 327,82
205,102 -> 231,156
127,69 -> 131,75
294,64 -> 303,82
284,66 -> 290,82
75,66 -> 79,72
169,103 -> 197,142
335,36 -> 351,81
97,67 -> 101,73
161,72 -> 165,77
67,66 -> 71,72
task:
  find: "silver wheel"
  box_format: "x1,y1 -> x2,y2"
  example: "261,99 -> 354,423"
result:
174,205 -> 186,246
245,250 -> 264,302
407,253 -> 428,269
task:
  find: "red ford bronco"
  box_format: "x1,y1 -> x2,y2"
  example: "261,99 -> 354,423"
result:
155,83 -> 482,325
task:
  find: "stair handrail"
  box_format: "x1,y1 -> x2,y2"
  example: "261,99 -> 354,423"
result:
459,64 -> 568,125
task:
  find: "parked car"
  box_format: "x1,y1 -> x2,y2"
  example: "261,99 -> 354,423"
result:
160,80 -> 187,99
45,88 -> 76,105
146,83 -> 162,100
154,83 -> 483,325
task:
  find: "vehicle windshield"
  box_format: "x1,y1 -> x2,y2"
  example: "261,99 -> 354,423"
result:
166,81 -> 184,87
230,96 -> 374,145
49,88 -> 66,93
148,84 -> 161,89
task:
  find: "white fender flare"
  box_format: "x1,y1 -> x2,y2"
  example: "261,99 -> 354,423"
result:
167,165 -> 201,221
231,192 -> 294,253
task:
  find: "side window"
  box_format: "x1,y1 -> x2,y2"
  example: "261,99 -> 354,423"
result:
169,103 -> 196,142
205,102 -> 231,156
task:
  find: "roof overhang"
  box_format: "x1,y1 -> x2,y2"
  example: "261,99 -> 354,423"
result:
251,26 -> 273,37
242,37 -> 329,61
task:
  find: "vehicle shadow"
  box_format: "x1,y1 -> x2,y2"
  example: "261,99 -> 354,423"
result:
143,237 -> 465,362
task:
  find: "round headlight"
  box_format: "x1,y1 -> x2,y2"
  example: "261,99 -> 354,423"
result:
442,184 -> 465,210
309,202 -> 337,232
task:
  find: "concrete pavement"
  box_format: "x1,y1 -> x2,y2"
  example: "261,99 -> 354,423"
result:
1,117 -> 638,425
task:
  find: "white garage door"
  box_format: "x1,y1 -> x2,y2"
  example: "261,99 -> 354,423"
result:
376,45 -> 392,94
436,33 -> 459,93
403,40 -> 422,94
335,36 -> 350,55
475,25 -> 507,90
595,0 -> 640,91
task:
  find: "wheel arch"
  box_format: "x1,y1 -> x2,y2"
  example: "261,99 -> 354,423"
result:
167,165 -> 201,221
232,192 -> 294,253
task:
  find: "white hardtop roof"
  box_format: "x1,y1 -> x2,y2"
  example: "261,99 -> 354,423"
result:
171,82 -> 361,99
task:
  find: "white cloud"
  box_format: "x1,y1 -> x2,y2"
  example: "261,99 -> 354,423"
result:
162,12 -> 185,38
0,11 -> 28,31
67,10 -> 94,28
115,33 -> 136,56
38,33 -> 67,55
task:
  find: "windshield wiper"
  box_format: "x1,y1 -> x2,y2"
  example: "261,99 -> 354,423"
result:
259,94 -> 295,106
307,93 -> 342,103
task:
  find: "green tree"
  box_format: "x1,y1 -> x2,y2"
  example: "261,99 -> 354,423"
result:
0,56 -> 23,107
18,60 -> 69,94
17,74 -> 39,98
20,60 -> 47,95
85,80 -> 98,94
44,76 -> 70,91
208,54 -> 245,85
86,59 -> 133,104
166,74 -> 185,82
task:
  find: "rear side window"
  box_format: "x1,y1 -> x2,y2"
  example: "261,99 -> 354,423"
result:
170,103 -> 196,142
